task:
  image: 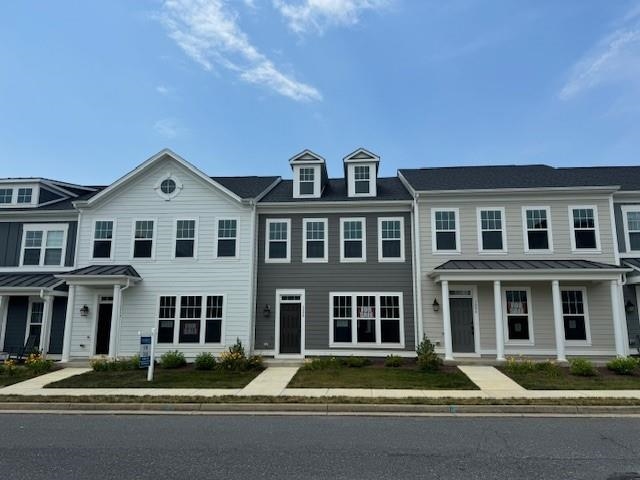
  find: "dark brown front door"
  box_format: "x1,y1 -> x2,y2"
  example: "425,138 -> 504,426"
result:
95,303 -> 113,355
279,303 -> 301,354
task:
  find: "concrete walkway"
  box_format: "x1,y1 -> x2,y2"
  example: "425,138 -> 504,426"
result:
2,366 -> 640,400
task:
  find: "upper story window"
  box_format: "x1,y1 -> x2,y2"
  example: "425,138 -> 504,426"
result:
155,173 -> 183,200
133,220 -> 154,259
478,208 -> 506,252
0,184 -> 38,207
523,207 -> 552,252
299,168 -> 315,195
266,219 -> 290,262
17,188 -> 33,204
340,218 -> 366,262
621,206 -> 640,252
303,218 -> 328,262
92,220 -> 114,259
0,188 -> 12,204
175,219 -> 196,258
354,166 -> 371,194
432,209 -> 460,253
21,224 -> 68,267
569,206 -> 599,252
379,217 -> 405,262
216,219 -> 238,258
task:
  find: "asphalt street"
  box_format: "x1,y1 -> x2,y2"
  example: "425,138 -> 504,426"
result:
1,413 -> 639,479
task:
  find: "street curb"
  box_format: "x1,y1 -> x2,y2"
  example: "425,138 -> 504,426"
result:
1,402 -> 640,415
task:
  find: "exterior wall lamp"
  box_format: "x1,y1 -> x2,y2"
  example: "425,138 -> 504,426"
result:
432,299 -> 440,312
80,305 -> 90,317
263,304 -> 271,317
625,300 -> 635,314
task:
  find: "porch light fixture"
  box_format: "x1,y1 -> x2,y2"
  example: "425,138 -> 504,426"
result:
625,300 -> 635,314
263,304 -> 271,317
80,305 -> 90,317
432,299 -> 440,312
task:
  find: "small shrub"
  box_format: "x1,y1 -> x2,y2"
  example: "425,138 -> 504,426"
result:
504,356 -> 536,374
195,352 -> 216,371
607,357 -> 639,376
218,339 -> 248,371
159,350 -> 186,369
1,359 -> 17,376
342,356 -> 371,368
569,358 -> 597,377
536,359 -> 561,377
129,354 -> 141,369
416,336 -> 442,371
90,356 -> 138,372
385,355 -> 404,368
247,355 -> 264,370
24,352 -> 54,375
303,357 -> 342,370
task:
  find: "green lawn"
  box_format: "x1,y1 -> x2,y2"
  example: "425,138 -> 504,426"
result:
46,367 -> 262,389
500,367 -> 640,390
0,368 -> 40,387
289,366 -> 478,390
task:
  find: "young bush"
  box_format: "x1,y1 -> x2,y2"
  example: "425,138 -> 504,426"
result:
536,359 -> 561,376
159,350 -> 186,369
1,359 -> 17,376
90,356 -> 138,372
342,356 -> 371,368
194,352 -> 216,371
504,356 -> 536,374
247,355 -> 264,371
385,355 -> 404,368
416,336 -> 442,372
24,352 -> 54,375
606,357 -> 639,376
218,339 -> 248,371
303,357 -> 342,370
569,358 -> 597,377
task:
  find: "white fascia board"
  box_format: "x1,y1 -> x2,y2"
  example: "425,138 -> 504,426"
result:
412,185 -> 621,196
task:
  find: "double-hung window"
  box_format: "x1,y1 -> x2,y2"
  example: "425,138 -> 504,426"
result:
175,219 -> 196,258
354,165 -> 371,194
570,206 -> 599,251
266,219 -> 290,262
524,207 -> 552,251
378,217 -> 405,261
0,188 -> 13,204
205,296 -> 223,343
303,218 -> 327,262
157,296 -> 176,343
622,206 -> 640,252
93,221 -> 114,259
17,188 -> 33,204
133,220 -> 154,258
299,168 -> 315,195
561,288 -> 590,343
26,301 -> 44,344
330,293 -> 403,346
432,209 -> 459,252
217,219 -> 238,258
478,208 -> 506,252
503,289 -> 533,344
340,218 -> 366,262
157,295 -> 224,344
179,296 -> 201,343
21,224 -> 67,266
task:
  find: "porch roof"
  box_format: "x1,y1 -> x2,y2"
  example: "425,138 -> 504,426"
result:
55,265 -> 142,286
0,272 -> 66,292
430,259 -> 629,282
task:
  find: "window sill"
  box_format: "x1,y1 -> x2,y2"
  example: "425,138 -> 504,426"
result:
431,250 -> 461,255
302,258 -> 328,263
329,343 -> 405,349
339,258 -> 367,263
524,250 -> 555,254
504,340 -> 535,347
571,249 -> 601,254
378,257 -> 405,263
265,258 -> 291,264
565,340 -> 591,347
477,250 -> 508,255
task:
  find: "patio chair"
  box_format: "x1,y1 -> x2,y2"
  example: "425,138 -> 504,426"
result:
8,334 -> 38,361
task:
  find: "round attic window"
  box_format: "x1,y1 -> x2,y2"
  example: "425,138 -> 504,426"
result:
155,173 -> 183,200
160,178 -> 176,194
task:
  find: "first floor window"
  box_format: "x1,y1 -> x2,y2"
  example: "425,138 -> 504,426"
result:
179,296 -> 202,343
205,296 -> 223,343
22,226 -> 66,266
380,218 -> 403,260
267,219 -> 289,261
133,220 -> 154,258
93,220 -> 113,258
157,295 -> 224,344
26,301 -> 44,344
504,289 -> 531,342
217,219 -> 237,257
561,289 -> 588,341
433,210 -> 458,251
331,293 -> 403,346
571,207 -> 598,250
158,296 -> 176,343
175,220 -> 196,258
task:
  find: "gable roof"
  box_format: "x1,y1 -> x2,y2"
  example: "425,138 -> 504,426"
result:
289,149 -> 326,164
211,176 -> 280,199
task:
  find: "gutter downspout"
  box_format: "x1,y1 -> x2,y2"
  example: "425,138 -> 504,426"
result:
249,200 -> 258,354
412,194 -> 424,342
113,278 -> 132,358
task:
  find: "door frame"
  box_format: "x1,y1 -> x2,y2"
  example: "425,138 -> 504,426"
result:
448,285 -> 480,356
274,289 -> 305,359
92,293 -> 113,356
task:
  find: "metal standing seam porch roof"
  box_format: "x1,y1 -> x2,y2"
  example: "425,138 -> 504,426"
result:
0,272 -> 66,290
59,265 -> 141,278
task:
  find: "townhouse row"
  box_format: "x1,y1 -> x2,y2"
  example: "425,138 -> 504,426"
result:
1,148 -> 639,362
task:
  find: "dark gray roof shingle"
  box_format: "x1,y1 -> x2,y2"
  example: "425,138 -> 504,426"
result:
260,177 -> 411,203
434,259 -> 624,270
211,176 -> 280,199
623,258 -> 640,270
64,265 -> 141,277
0,272 -> 64,289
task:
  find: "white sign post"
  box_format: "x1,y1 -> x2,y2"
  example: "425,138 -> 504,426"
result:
147,327 -> 156,382
138,328 -> 156,382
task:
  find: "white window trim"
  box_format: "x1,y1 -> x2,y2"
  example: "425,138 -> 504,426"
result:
172,218 -> 199,260
522,206 -> 554,253
568,205 -> 601,253
347,163 -> 376,198
215,218 -> 240,260
621,205 -> 640,254
328,292 -> 405,348
265,218 -> 291,263
155,293 -> 226,346
560,286 -> 592,346
274,289 -> 306,358
378,216 -> 405,262
130,218 -> 157,261
302,218 -> 328,263
91,219 -> 116,261
0,184 -> 39,208
293,165 -> 321,199
19,223 -> 69,268
476,207 -> 507,254
154,173 -> 183,201
24,298 -> 44,344
340,217 -> 367,263
431,208 -> 461,254
502,286 -> 534,346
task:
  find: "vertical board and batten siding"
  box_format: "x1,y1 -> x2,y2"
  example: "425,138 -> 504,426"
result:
614,201 -> 640,254
2,296 -> 28,352
0,221 -> 77,267
255,211 -> 415,353
69,156 -> 255,358
418,193 -> 618,355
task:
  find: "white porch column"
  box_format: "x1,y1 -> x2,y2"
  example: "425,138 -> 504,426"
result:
39,295 -> 54,355
551,280 -> 566,362
611,279 -> 626,357
441,280 -> 453,360
0,295 -> 7,351
108,284 -> 121,358
61,285 -> 76,362
493,280 -> 504,361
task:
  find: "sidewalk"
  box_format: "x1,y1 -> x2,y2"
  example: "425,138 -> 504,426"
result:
2,366 -> 640,400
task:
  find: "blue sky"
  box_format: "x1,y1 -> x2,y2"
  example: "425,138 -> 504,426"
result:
1,0 -> 639,184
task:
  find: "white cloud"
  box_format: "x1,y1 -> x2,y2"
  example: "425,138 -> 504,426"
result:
273,0 -> 389,34
153,118 -> 181,138
559,9 -> 640,100
156,85 -> 170,95
159,0 -> 321,102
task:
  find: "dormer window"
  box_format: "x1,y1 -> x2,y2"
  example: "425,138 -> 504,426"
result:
299,168 -> 315,195
0,183 -> 39,207
354,166 -> 370,194
289,150 -> 326,199
344,148 -> 379,198
17,188 -> 33,204
0,188 -> 12,204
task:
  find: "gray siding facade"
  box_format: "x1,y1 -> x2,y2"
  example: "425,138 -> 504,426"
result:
0,221 -> 77,267
255,211 -> 415,354
49,297 -> 67,354
3,296 -> 28,352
